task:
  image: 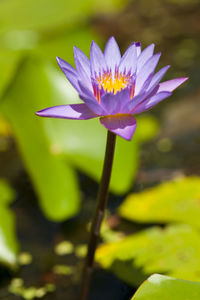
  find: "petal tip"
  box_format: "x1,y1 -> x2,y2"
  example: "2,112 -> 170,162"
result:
108,35 -> 116,42
73,46 -> 80,60
73,45 -> 77,53
158,76 -> 189,93
56,56 -> 61,64
156,51 -> 162,58
135,41 -> 141,47
35,110 -> 44,117
177,76 -> 189,86
181,76 -> 189,82
90,40 -> 98,55
90,40 -> 96,49
56,56 -> 67,68
150,43 -> 155,50
162,64 -> 171,73
73,45 -> 81,56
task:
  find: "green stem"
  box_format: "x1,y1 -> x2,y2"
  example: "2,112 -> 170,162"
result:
78,130 -> 116,300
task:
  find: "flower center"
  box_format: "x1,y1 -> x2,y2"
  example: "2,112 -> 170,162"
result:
97,70 -> 130,94
93,70 -> 135,102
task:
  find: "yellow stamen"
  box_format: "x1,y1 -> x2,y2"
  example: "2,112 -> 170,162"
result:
96,71 -> 130,94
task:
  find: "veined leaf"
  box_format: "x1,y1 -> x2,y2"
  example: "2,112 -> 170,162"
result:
96,224 -> 200,285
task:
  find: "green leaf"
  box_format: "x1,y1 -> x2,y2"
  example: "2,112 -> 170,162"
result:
0,0 -> 128,96
119,176 -> 200,227
62,123 -> 140,195
134,114 -> 160,143
0,0 -> 129,33
52,114 -> 158,195
0,0 -> 92,32
33,27 -> 101,65
132,274 -> 200,300
0,178 -> 15,204
1,59 -> 80,221
0,179 -> 18,267
96,224 -> 200,284
0,50 -> 22,99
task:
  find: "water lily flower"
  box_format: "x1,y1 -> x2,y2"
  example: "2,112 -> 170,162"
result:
36,37 -> 188,140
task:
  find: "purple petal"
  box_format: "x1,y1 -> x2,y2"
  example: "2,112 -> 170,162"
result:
135,42 -> 141,57
137,43 -> 155,73
104,36 -> 121,74
118,43 -> 137,75
79,96 -> 104,115
78,81 -> 104,115
100,88 -> 130,115
100,115 -> 137,141
90,41 -> 107,78
133,91 -> 171,114
139,73 -> 154,94
78,80 -> 96,99
36,104 -> 98,120
135,52 -> 161,95
73,46 -> 92,91
127,92 -> 150,112
147,65 -> 170,92
127,84 -> 159,113
56,57 -> 81,94
157,77 -> 188,93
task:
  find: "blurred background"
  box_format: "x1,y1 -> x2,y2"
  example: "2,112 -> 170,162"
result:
0,0 -> 199,299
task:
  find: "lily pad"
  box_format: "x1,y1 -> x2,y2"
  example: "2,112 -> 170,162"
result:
119,176 -> 200,227
96,224 -> 200,285
132,274 -> 200,300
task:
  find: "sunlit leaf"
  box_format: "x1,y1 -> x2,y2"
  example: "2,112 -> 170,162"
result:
96,224 -> 200,285
100,219 -> 124,243
119,176 -> 200,227
132,274 -> 200,300
0,180 -> 18,267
